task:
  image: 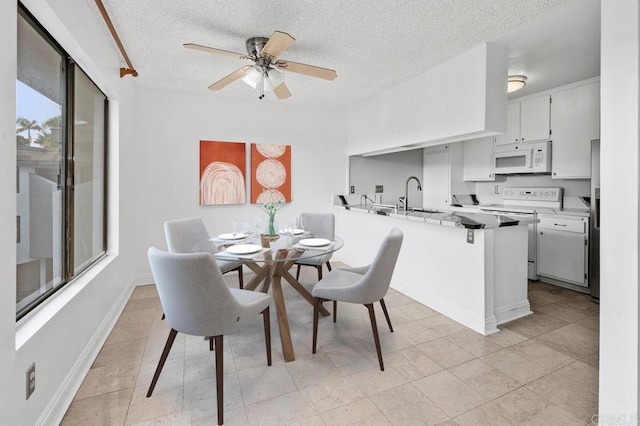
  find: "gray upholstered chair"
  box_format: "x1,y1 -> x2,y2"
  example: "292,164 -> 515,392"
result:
295,212 -> 335,281
164,217 -> 244,289
311,228 -> 403,371
147,247 -> 272,425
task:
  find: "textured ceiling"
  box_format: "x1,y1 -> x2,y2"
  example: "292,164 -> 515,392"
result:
89,0 -> 598,109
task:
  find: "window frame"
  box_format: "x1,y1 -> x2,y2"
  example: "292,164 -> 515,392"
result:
17,4 -> 109,320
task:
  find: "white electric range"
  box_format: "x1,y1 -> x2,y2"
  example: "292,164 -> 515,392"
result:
479,187 -> 564,280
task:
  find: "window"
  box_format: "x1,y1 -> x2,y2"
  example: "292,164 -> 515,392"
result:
16,5 -> 107,319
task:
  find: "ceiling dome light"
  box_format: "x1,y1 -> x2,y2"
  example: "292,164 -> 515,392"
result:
508,75 -> 527,93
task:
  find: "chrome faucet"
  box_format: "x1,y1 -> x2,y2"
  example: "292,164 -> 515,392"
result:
404,176 -> 423,215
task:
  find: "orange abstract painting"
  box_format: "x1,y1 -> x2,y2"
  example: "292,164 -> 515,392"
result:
250,143 -> 291,204
199,140 -> 246,205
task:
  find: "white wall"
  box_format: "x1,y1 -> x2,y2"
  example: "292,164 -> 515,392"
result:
349,150 -> 423,206
131,86 -> 348,282
0,0 -> 18,410
0,1 -> 137,424
599,0 -> 640,422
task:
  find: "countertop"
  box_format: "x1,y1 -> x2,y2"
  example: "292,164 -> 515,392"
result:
337,205 -> 538,229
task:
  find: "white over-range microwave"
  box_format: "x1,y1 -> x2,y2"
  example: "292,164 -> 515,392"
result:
491,141 -> 552,174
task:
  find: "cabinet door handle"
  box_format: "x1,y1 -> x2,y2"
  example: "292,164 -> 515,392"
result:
553,223 -> 567,227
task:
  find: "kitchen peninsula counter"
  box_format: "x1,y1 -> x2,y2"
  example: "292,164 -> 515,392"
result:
333,205 -> 535,335
347,205 -> 539,229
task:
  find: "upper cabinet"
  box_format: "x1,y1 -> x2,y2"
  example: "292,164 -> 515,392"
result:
463,136 -> 495,181
495,95 -> 551,145
550,82 -> 600,179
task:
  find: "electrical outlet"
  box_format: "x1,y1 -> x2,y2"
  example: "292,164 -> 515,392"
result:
466,230 -> 474,244
350,185 -> 355,194
375,185 -> 383,193
26,362 -> 35,400
494,185 -> 501,194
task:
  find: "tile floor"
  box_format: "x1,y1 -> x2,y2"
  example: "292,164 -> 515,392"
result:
62,265 -> 599,425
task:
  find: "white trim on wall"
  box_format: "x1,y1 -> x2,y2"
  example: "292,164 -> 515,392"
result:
37,276 -> 135,425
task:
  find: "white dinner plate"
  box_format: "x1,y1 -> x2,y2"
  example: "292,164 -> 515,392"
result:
225,244 -> 262,255
299,238 -> 331,247
217,232 -> 246,240
279,228 -> 305,235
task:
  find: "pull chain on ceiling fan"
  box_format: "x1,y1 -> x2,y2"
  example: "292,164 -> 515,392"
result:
184,30 -> 337,99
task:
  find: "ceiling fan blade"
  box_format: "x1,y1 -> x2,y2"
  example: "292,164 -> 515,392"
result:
273,82 -> 292,99
260,31 -> 295,59
184,43 -> 247,60
208,65 -> 252,90
275,60 -> 337,81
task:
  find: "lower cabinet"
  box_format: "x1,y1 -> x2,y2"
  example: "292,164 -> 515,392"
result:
537,214 -> 589,287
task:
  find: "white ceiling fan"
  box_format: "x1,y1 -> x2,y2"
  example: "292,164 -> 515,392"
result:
184,30 -> 337,99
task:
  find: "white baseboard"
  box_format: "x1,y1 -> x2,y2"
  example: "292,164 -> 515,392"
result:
132,273 -> 154,286
391,277 -> 499,336
37,277 -> 135,426
495,300 -> 532,325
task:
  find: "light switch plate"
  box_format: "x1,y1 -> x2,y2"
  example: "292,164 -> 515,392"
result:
466,230 -> 474,244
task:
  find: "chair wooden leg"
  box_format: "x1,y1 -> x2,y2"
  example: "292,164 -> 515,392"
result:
237,266 -> 244,289
365,304 -> 384,371
380,298 -> 393,332
317,266 -> 323,281
210,336 -> 214,351
326,261 -> 332,272
312,298 -> 320,353
296,265 -> 301,281
333,300 -> 337,323
214,335 -> 224,425
262,307 -> 272,366
147,328 -> 178,397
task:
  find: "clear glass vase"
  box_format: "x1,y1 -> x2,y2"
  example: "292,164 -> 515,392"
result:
265,216 -> 279,240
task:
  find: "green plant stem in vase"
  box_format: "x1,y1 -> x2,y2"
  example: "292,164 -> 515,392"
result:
260,201 -> 284,240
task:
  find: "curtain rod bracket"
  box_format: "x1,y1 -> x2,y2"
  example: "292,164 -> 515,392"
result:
120,68 -> 138,78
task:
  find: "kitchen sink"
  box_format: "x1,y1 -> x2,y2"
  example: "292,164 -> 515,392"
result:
409,207 -> 441,214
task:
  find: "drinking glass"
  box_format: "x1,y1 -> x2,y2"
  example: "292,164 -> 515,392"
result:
253,216 -> 263,243
231,221 -> 238,244
241,222 -> 251,236
284,221 -> 295,247
299,215 -> 307,233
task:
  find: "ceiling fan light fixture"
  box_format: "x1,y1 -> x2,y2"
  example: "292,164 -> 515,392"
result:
264,68 -> 285,91
508,75 -> 527,93
242,66 -> 263,89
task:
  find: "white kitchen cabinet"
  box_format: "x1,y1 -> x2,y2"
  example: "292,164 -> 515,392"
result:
423,149 -> 450,211
494,103 -> 521,145
551,82 -> 600,179
494,95 -> 551,146
423,143 -> 474,210
537,215 -> 588,287
521,95 -> 551,142
463,137 -> 495,181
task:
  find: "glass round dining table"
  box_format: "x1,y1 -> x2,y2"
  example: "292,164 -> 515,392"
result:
198,234 -> 344,362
